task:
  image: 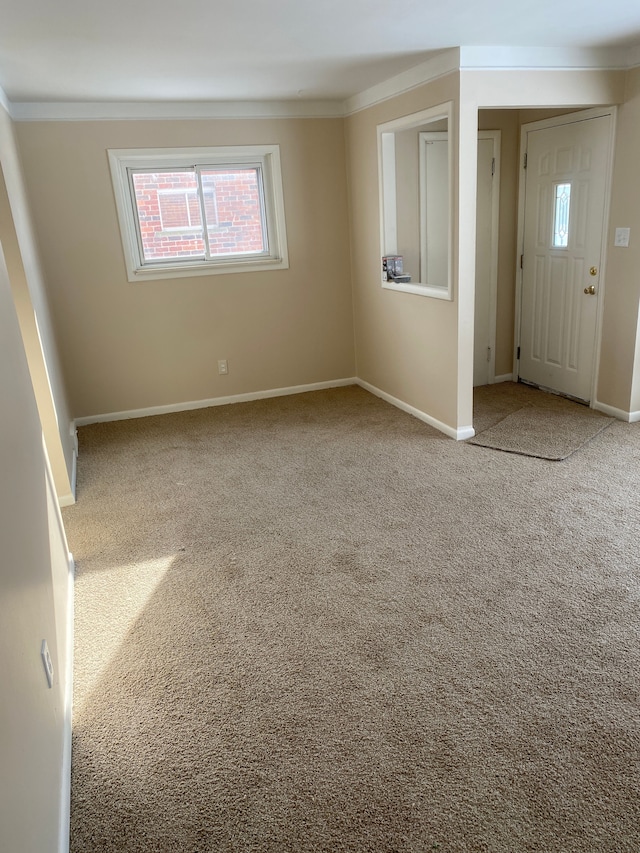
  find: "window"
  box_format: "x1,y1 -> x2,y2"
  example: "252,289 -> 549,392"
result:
109,146 -> 288,281
552,182 -> 571,248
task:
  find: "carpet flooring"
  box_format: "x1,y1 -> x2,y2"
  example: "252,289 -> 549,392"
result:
63,383 -> 640,853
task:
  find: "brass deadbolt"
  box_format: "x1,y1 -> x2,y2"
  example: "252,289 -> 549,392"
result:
590,266 -> 598,276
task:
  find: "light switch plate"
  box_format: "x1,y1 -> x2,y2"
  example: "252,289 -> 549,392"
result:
614,227 -> 630,248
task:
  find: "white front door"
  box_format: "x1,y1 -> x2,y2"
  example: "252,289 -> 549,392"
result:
519,114 -> 611,402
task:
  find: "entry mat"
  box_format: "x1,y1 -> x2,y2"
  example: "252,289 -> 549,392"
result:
468,403 -> 614,460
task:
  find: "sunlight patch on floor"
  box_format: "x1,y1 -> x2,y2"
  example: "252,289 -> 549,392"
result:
73,555 -> 175,712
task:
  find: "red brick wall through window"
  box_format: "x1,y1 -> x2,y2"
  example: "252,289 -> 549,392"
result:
132,169 -> 265,261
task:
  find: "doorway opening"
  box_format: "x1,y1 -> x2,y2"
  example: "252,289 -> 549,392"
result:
514,108 -> 616,405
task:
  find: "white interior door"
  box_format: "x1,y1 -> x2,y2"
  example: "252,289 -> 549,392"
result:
474,135 -> 498,387
519,115 -> 611,402
419,135 -> 449,286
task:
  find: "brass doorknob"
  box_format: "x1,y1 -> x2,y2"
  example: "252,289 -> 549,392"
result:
584,285 -> 596,295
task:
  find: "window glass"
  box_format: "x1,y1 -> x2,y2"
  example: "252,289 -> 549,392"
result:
133,171 -> 205,261
200,168 -> 266,256
553,182 -> 571,248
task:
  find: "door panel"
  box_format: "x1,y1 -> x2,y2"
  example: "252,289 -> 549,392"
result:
519,116 -> 610,402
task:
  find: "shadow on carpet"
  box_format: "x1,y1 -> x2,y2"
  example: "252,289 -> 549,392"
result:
468,403 -> 614,460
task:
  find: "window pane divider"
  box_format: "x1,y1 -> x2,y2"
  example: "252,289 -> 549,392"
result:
195,166 -> 212,259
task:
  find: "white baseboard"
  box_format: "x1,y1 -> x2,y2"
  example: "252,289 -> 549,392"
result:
58,554 -> 75,853
59,449 -> 77,507
72,376 -> 482,440
593,400 -> 640,422
58,424 -> 78,508
492,373 -> 514,384
71,448 -> 77,500
74,378 -> 358,427
58,490 -> 75,508
356,379 -> 474,440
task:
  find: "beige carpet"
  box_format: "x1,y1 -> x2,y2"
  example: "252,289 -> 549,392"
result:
63,383 -> 640,853
469,400 -> 613,460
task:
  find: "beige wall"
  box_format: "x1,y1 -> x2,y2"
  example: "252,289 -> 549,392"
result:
0,240 -> 71,853
346,73 -> 463,430
345,68 -> 628,436
0,106 -> 74,501
10,66 -> 640,433
599,65 -> 640,415
16,118 -> 355,419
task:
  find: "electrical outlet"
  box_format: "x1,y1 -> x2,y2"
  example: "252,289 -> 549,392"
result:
218,359 -> 228,375
41,640 -> 54,688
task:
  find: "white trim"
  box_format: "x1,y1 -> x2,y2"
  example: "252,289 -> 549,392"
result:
344,46 -> 633,117
69,448 -> 78,501
458,46 -> 628,72
73,377 -> 478,438
345,49 -> 460,116
627,45 -> 640,70
513,107 -> 617,397
589,109 -> 617,407
492,373 -> 514,384
69,424 -> 78,503
478,130 -> 501,385
10,99 -> 345,122
593,400 -> 640,423
5,46 -> 639,124
379,131 -> 398,258
74,378 -> 358,426
418,131 -> 451,289
58,489 -> 75,508
58,554 -> 74,853
356,379 -> 474,440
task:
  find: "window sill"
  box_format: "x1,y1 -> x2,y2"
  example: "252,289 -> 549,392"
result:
128,256 -> 289,282
382,280 -> 453,300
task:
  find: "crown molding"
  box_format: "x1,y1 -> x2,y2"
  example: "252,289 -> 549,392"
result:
627,44 -> 640,69
5,45 -> 640,122
9,98 -> 346,122
343,49 -> 460,116
458,46 -> 629,71
342,45 -> 636,117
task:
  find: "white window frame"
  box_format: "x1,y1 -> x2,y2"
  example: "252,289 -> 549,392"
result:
157,187 -> 210,232
108,145 -> 289,281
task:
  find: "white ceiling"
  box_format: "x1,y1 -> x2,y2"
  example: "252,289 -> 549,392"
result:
1,0 -> 640,105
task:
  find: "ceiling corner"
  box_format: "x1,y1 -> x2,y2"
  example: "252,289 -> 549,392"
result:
343,48 -> 461,116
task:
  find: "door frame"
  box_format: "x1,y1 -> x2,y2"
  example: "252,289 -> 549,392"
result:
477,130 -> 501,385
512,106 -> 617,405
